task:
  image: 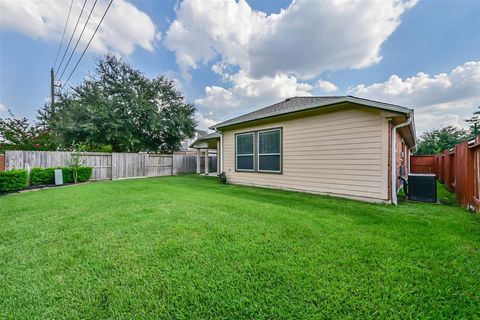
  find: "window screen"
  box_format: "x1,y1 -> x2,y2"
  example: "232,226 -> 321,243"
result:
258,129 -> 281,172
236,133 -> 254,171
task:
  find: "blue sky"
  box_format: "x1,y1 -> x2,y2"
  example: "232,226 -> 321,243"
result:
0,0 -> 479,134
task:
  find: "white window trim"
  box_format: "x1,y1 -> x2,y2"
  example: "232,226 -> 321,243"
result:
236,132 -> 255,172
257,128 -> 282,173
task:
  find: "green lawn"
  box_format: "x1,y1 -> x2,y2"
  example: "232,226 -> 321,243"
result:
1,175 -> 479,319
437,181 -> 459,206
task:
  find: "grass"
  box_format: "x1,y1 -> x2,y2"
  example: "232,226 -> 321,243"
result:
1,175 -> 479,319
437,181 -> 459,206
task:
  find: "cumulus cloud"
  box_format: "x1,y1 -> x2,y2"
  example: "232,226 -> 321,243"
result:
352,61 -> 480,134
0,0 -> 158,56
317,80 -> 338,93
195,112 -> 217,131
195,70 -> 313,117
165,0 -> 416,80
0,102 -> 6,113
165,0 -> 416,121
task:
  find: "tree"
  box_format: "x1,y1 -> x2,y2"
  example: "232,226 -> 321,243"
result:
415,126 -> 469,155
52,54 -> 196,152
465,106 -> 480,136
0,111 -> 55,152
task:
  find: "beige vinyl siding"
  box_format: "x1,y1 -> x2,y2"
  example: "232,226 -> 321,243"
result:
222,106 -> 390,202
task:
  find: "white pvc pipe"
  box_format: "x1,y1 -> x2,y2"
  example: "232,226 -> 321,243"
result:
391,115 -> 412,205
219,131 -> 223,173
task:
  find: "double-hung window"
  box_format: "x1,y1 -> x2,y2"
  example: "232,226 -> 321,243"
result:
235,128 -> 282,173
258,128 -> 281,172
236,132 -> 255,171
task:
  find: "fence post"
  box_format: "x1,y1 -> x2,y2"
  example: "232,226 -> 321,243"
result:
144,153 -> 149,177
111,153 -> 117,180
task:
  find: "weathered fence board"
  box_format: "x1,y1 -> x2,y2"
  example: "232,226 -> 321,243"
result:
78,153 -> 112,180
410,155 -> 436,174
147,154 -> 173,177
172,152 -> 195,175
4,150 -> 198,181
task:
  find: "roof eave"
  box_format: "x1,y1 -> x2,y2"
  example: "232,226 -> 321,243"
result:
189,132 -> 220,148
210,96 -> 413,130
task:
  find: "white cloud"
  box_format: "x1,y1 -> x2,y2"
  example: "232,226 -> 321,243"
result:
415,113 -> 464,134
0,0 -> 158,56
195,70 -> 313,116
165,0 -> 416,122
165,0 -> 417,80
0,102 -> 6,113
317,79 -> 338,93
352,61 -> 480,134
195,112 -> 217,131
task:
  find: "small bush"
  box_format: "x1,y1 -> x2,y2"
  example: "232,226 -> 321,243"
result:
0,169 -> 29,192
76,167 -> 93,182
30,168 -> 55,185
62,167 -> 74,184
62,166 -> 92,183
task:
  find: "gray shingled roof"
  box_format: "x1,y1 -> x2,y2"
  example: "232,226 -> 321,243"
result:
210,96 -> 413,129
196,132 -> 221,140
189,132 -> 221,148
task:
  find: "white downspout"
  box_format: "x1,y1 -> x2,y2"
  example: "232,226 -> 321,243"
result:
216,130 -> 223,173
219,131 -> 223,173
391,114 -> 412,205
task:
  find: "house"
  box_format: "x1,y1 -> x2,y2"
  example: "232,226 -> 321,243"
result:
179,130 -> 208,151
191,96 -> 416,204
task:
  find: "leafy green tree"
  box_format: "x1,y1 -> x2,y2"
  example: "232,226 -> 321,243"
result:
415,126 -> 469,155
52,54 -> 197,153
465,106 -> 479,136
0,111 -> 55,151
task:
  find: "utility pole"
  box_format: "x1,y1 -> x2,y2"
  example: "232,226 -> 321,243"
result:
50,68 -> 55,107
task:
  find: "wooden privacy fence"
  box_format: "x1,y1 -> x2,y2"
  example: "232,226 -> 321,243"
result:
414,136 -> 480,212
4,150 -> 204,180
410,155 -> 436,174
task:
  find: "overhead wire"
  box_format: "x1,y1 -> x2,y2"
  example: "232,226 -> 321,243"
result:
61,0 -> 114,89
53,0 -> 75,69
55,0 -> 88,76
56,0 -> 99,84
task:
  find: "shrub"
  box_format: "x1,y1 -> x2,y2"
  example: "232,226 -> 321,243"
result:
30,168 -> 55,185
62,166 -> 92,183
0,169 -> 29,192
76,167 -> 93,182
62,167 -> 74,184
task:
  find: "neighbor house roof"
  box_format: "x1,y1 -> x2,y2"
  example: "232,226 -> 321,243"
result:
196,129 -> 208,137
210,96 -> 413,130
189,132 -> 221,148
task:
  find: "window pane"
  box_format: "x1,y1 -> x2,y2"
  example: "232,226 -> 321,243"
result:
259,155 -> 280,171
237,155 -> 254,170
237,134 -> 253,155
259,130 -> 280,154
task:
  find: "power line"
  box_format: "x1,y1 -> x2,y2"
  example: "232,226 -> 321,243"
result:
55,0 -> 88,76
62,0 -> 114,89
53,0 -> 74,69
56,0 -> 99,84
